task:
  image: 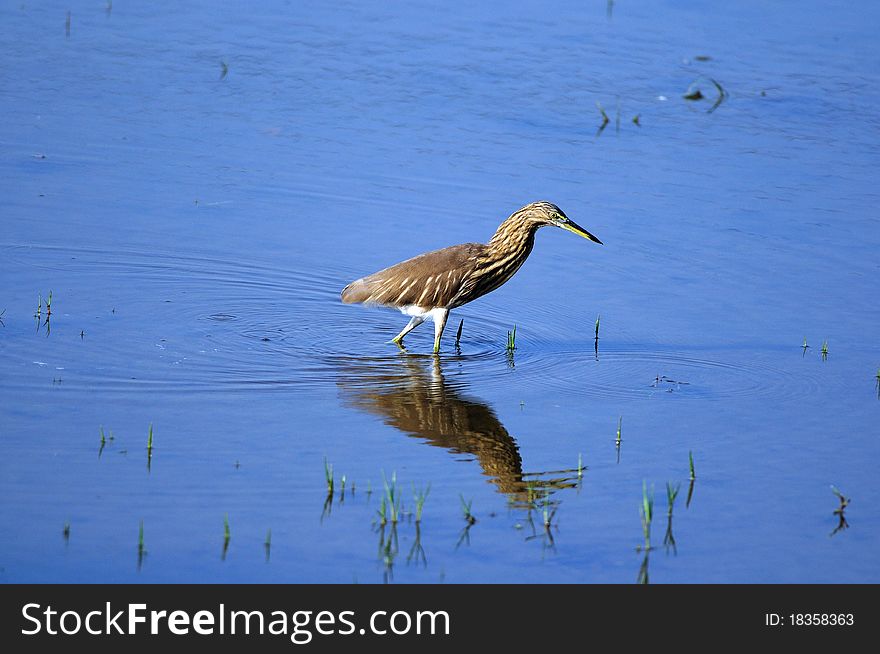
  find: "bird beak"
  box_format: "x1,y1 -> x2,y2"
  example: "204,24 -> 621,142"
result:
558,218 -> 603,244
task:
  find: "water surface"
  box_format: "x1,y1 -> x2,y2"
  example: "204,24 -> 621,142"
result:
1,0 -> 878,583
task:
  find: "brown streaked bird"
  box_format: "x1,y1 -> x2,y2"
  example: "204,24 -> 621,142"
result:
340,201 -> 602,353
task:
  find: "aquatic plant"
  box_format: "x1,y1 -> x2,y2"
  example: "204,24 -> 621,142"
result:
689,450 -> 696,481
831,485 -> 850,514
323,457 -> 334,494
821,340 -> 828,360
460,495 -> 476,525
639,481 -> 654,551
830,486 -> 850,537
615,416 -> 623,447
666,482 -> 681,517
383,471 -> 401,524
413,483 -> 430,523
506,325 -> 517,351
455,319 -> 464,348
577,452 -> 584,479
377,495 -> 387,526
594,314 -> 600,341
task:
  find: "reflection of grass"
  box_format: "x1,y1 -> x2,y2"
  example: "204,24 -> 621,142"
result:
221,514 -> 231,561
138,521 -> 146,563
542,498 -> 557,531
637,550 -> 649,584
596,101 -> 610,134
830,485 -> 850,537
407,522 -> 427,566
146,424 -> 154,472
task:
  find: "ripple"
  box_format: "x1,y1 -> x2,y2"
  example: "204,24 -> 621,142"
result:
0,242 -> 827,404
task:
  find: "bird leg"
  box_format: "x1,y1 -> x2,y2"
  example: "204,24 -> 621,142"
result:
391,316 -> 425,348
432,308 -> 449,354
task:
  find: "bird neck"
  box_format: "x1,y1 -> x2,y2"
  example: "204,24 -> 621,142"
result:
485,213 -> 540,264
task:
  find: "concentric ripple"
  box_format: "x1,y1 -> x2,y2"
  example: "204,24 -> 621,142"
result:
1,242 -> 825,403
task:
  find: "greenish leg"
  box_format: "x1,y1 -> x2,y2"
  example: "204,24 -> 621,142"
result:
391,316 -> 424,348
433,309 -> 450,354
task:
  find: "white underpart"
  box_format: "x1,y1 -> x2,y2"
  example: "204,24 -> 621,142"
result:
399,305 -> 443,320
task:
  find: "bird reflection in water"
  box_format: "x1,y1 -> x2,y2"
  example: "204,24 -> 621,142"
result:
334,353 -> 581,508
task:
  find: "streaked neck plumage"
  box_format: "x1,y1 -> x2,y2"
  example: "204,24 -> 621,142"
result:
485,208 -> 544,264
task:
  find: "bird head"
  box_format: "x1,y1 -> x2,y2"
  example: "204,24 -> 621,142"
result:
527,201 -> 603,244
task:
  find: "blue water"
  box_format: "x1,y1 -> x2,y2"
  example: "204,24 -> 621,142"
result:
1,0 -> 878,583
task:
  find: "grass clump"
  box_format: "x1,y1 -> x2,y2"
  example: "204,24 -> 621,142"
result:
383,472 -> 401,524
413,483 -> 430,523
638,481 -> 654,551
460,495 -> 476,525
323,457 -> 334,494
506,325 -> 517,352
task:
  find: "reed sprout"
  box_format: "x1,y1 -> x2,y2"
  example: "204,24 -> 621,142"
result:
639,481 -> 654,550
413,483 -> 430,523
460,495 -> 476,525
506,325 -> 517,351
383,472 -> 401,524
323,457 -> 334,494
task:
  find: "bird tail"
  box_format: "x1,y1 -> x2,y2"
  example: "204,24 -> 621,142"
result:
340,278 -> 370,304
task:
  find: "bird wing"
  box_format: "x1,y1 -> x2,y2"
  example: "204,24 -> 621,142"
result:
341,243 -> 484,309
